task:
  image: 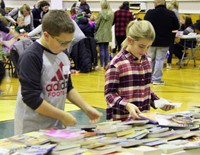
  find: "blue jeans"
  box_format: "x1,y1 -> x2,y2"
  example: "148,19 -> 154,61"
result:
148,47 -> 168,82
99,42 -> 109,67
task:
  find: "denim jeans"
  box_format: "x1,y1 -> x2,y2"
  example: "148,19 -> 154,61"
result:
148,46 -> 168,82
99,42 -> 109,67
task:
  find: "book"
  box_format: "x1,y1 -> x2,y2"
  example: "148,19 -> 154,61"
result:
42,129 -> 84,142
154,98 -> 182,109
82,142 -> 108,149
149,127 -> 169,134
0,138 -> 26,154
16,143 -> 56,155
52,148 -> 88,155
125,129 -> 149,139
53,143 -> 80,152
139,113 -> 158,124
9,132 -> 49,146
89,145 -> 122,155
119,140 -> 143,148
144,139 -> 168,146
128,146 -> 162,155
95,124 -> 132,134
158,144 -> 184,154
120,120 -> 149,126
147,130 -> 175,138
106,128 -> 135,137
156,114 -> 194,128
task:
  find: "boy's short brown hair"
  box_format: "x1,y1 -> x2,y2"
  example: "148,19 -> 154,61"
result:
42,10 -> 75,37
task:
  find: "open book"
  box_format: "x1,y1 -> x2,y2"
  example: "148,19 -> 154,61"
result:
155,114 -> 194,128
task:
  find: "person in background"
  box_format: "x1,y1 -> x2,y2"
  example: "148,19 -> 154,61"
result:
0,0 -> 6,16
14,10 -> 101,134
167,0 -> 179,21
0,19 -> 19,95
88,15 -> 96,29
0,0 -> 5,10
77,16 -> 94,37
94,0 -> 114,70
70,7 -> 77,20
166,0 -> 180,69
71,0 -> 91,18
7,4 -> 34,32
113,1 -> 134,52
105,20 -> 175,121
167,14 -> 194,67
144,0 -> 179,85
32,0 -> 50,28
15,16 -> 29,34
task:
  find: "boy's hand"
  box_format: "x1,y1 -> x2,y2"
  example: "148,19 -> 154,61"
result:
85,106 -> 102,123
60,112 -> 77,127
126,103 -> 141,119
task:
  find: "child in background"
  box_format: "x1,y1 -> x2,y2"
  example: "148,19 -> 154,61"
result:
70,7 -> 77,20
88,15 -> 96,29
105,20 -> 175,121
15,16 -> 28,34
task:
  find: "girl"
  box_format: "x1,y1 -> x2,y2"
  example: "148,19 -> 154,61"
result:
105,20 -> 174,121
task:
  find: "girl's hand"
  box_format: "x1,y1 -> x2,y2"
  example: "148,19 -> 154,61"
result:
126,103 -> 141,119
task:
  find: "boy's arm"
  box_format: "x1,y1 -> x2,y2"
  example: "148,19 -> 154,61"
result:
35,100 -> 77,126
67,88 -> 102,123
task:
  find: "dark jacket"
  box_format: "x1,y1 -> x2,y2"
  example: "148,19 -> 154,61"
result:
70,37 -> 97,73
78,17 -> 94,37
32,7 -> 47,28
144,5 -> 180,47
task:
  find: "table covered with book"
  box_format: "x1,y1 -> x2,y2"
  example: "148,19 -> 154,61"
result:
1,107 -> 200,155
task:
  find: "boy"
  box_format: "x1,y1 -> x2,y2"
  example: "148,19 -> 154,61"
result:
15,10 -> 102,134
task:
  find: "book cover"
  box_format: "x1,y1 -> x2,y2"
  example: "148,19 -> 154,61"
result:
42,129 -> 84,142
89,145 -> 122,155
0,138 -> 26,154
128,146 -> 162,155
17,143 -> 56,155
139,113 -> 158,124
156,114 -> 194,128
9,134 -> 49,146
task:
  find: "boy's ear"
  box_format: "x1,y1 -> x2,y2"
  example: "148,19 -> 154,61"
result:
43,31 -> 50,40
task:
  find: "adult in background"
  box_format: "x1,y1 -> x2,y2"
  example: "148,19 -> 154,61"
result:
113,1 -> 134,52
0,0 -> 5,10
7,4 -> 34,32
144,0 -> 179,85
71,0 -> 91,18
166,0 -> 180,69
94,0 -> 114,69
0,0 -> 6,16
167,15 -> 194,67
32,0 -> 50,28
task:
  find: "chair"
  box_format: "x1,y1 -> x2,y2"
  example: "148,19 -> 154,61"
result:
179,36 -> 199,68
183,40 -> 200,67
9,38 -> 33,77
3,55 -> 15,77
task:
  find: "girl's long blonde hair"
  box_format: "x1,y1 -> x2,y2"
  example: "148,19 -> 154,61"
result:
121,20 -> 155,50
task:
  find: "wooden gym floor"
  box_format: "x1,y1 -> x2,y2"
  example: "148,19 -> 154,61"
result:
0,59 -> 200,139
